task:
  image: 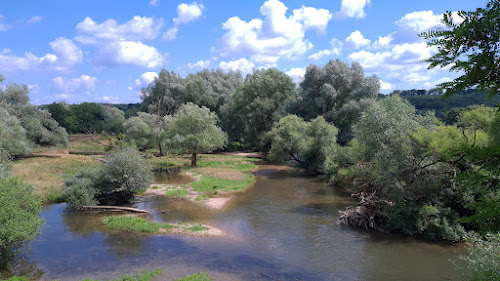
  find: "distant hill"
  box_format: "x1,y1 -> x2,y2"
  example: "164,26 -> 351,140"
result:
381,89 -> 500,120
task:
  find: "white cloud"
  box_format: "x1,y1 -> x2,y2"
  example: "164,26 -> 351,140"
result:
396,10 -> 445,33
345,30 -> 370,49
75,17 -> 165,68
188,59 -> 211,69
135,71 -> 158,88
27,16 -> 42,24
27,84 -> 40,94
0,14 -> 10,31
1,48 -> 11,54
76,16 -> 163,42
336,0 -> 371,19
308,38 -> 342,60
149,0 -> 159,6
220,0 -> 331,64
219,58 -> 255,74
0,37 -> 82,72
164,2 -> 204,40
51,75 -> 97,94
348,42 -> 438,83
379,80 -> 392,91
286,67 -> 306,84
94,96 -> 120,103
291,6 -> 332,33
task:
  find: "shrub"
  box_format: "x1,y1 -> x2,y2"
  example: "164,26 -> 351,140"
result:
456,232 -> 500,281
0,174 -> 42,268
175,272 -> 213,281
64,147 -> 153,210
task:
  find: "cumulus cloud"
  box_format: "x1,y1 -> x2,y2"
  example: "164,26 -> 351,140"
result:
149,0 -> 159,6
188,59 -> 211,69
94,95 -> 120,103
219,0 -> 331,65
0,14 -> 10,31
75,16 -> 165,68
1,48 -> 11,54
164,2 -> 204,40
27,16 -> 42,24
0,37 -> 82,72
51,75 -> 97,95
335,0 -> 371,19
344,30 -> 370,49
308,38 -> 342,60
286,67 -> 306,84
135,71 -> 158,88
379,80 -> 392,91
218,58 -> 255,74
348,42 -> 438,83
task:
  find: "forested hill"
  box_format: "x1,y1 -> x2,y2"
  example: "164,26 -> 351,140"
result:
381,89 -> 500,121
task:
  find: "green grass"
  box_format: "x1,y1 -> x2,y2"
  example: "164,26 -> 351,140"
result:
174,272 -> 213,281
194,194 -> 209,201
80,268 -> 162,281
151,185 -> 160,189
102,216 -> 175,233
184,224 -> 209,232
190,174 -> 255,192
165,189 -> 188,197
4,277 -> 29,281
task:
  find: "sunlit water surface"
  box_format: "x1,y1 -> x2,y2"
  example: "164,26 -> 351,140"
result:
24,169 -> 462,280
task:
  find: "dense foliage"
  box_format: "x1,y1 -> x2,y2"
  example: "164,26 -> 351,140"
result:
221,68 -> 295,149
0,156 -> 42,268
289,60 -> 379,144
421,0 -> 500,97
456,233 -> 500,281
0,76 -> 68,157
268,115 -> 338,172
164,103 -> 227,166
64,147 -> 153,210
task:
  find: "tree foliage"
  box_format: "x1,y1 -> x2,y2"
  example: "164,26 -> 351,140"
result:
221,68 -> 295,148
64,147 -> 153,210
268,115 -> 337,172
420,1 -> 500,97
290,60 -> 379,144
164,103 -> 227,167
0,159 -> 42,268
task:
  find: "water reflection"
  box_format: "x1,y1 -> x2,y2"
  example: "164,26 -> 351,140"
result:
152,169 -> 193,185
21,171 -> 462,281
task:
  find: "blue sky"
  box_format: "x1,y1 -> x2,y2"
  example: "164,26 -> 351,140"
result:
0,0 -> 483,105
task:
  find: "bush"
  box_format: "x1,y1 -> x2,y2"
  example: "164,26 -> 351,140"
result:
0,174 -> 42,268
64,147 -> 153,210
64,169 -> 101,211
456,233 -> 500,281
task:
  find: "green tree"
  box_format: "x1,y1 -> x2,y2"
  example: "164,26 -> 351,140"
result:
123,113 -> 155,150
268,115 -> 337,172
290,60 -> 379,144
0,109 -> 31,157
165,103 -> 227,167
221,68 -> 295,148
0,161 -> 42,268
420,1 -> 500,97
67,103 -> 106,133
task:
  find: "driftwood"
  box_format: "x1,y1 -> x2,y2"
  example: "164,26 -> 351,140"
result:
82,205 -> 148,213
338,191 -> 393,231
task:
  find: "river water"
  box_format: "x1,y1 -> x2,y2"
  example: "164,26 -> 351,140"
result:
23,168 -> 462,280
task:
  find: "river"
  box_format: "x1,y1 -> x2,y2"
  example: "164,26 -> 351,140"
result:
21,168 -> 462,280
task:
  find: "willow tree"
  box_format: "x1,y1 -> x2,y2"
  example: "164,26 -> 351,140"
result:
289,60 -> 379,144
165,103 -> 227,167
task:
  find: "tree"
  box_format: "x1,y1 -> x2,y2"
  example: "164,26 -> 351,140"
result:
290,60 -> 379,144
268,115 -> 338,172
0,108 -> 31,157
66,103 -> 106,133
184,69 -> 243,116
123,113 -> 155,150
0,159 -> 42,268
420,1 -> 500,97
64,147 -> 153,210
221,68 -> 295,148
165,103 -> 227,167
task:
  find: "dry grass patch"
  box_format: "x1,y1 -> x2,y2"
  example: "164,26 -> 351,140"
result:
191,167 -> 246,180
12,155 -> 101,202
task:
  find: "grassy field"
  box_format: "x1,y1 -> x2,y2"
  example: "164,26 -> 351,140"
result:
12,154 -> 102,203
102,216 -> 209,234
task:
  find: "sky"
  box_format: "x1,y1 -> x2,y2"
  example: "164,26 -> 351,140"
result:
0,0 -> 485,105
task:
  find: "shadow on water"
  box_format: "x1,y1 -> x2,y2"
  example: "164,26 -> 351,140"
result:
17,170 -> 463,281
152,169 -> 193,185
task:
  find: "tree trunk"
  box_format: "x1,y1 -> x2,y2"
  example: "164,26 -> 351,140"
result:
158,139 -> 164,156
191,152 -> 197,167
